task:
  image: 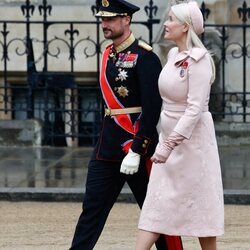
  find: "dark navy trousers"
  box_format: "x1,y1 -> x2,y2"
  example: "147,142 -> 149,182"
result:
70,158 -> 168,250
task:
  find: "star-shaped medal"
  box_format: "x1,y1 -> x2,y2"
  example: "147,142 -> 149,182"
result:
117,85 -> 129,98
117,69 -> 128,82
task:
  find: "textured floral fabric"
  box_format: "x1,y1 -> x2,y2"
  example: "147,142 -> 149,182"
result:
138,47 -> 224,237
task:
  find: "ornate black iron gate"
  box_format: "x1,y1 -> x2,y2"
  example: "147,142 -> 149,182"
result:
0,0 -> 160,146
0,0 -> 250,146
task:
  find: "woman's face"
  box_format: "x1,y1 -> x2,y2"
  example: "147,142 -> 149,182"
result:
164,10 -> 187,43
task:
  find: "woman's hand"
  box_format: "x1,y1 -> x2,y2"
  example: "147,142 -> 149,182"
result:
151,143 -> 172,164
151,131 -> 185,164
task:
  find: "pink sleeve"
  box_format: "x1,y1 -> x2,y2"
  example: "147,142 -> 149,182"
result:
152,131 -> 185,163
173,54 -> 212,139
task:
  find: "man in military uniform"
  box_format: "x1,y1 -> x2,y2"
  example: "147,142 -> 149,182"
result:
70,1 -> 183,249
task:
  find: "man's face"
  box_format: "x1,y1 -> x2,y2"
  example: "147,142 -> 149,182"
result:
101,16 -> 130,40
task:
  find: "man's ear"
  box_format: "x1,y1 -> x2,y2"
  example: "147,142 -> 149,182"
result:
124,15 -> 132,25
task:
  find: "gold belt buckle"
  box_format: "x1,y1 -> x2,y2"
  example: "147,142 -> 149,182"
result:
105,108 -> 111,116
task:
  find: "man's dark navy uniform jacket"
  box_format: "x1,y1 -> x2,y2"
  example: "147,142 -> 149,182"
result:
94,33 -> 162,161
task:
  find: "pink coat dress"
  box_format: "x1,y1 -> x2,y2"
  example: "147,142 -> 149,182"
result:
138,47 -> 224,237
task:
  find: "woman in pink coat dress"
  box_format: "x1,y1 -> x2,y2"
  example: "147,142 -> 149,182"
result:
136,1 -> 224,250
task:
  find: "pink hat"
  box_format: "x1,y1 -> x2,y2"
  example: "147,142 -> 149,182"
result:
187,1 -> 204,35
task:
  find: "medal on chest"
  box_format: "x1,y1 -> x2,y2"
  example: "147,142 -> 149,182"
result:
109,45 -> 117,63
116,68 -> 128,82
114,85 -> 129,98
116,51 -> 138,68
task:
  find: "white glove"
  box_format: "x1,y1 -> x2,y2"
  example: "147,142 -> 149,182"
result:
120,149 -> 140,175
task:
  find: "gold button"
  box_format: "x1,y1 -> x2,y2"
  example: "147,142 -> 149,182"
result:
142,144 -> 147,148
144,139 -> 149,144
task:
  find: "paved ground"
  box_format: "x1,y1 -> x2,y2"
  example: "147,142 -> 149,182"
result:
0,146 -> 250,249
0,202 -> 250,250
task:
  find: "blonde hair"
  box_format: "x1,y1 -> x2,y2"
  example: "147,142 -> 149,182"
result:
171,3 -> 216,83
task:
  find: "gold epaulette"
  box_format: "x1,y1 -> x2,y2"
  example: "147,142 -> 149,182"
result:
138,40 -> 153,51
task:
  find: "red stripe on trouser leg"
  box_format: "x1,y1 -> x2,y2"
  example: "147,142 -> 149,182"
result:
145,158 -> 152,176
165,235 -> 183,250
145,159 -> 184,250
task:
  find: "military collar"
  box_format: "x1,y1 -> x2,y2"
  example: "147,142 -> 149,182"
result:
115,33 -> 135,53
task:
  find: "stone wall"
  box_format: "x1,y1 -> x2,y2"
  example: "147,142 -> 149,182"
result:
0,119 -> 43,146
215,121 -> 250,146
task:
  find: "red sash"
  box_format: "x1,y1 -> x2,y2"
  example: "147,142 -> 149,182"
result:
100,46 -> 140,152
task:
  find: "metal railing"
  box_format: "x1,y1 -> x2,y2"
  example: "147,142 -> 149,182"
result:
0,0 -> 160,146
200,1 -> 250,123
0,0 -> 250,146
